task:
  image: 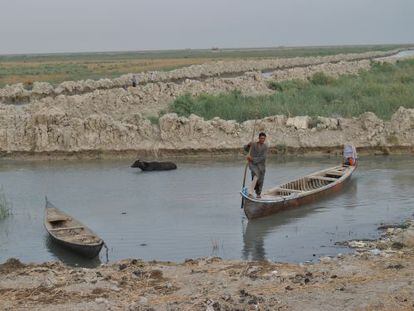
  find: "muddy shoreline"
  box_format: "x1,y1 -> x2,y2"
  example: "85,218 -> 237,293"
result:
1,219 -> 414,310
0,145 -> 413,161
1,107 -> 413,160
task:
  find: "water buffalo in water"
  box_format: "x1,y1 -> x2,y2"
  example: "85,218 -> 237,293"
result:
131,160 -> 177,171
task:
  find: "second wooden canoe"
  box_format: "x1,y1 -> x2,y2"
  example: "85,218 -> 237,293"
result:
44,198 -> 104,258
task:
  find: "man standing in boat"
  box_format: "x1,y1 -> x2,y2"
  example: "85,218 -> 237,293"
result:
244,132 -> 268,199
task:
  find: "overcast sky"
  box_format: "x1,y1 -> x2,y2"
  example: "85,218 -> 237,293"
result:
0,0 -> 413,55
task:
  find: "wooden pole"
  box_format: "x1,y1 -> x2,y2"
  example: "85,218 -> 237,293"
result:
241,119 -> 257,208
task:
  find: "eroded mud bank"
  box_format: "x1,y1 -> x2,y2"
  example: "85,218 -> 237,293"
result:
0,107 -> 413,160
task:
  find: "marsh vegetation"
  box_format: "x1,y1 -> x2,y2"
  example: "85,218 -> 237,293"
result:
170,59 -> 414,121
0,187 -> 12,219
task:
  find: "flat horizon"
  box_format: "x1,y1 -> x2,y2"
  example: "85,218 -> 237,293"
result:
1,42 -> 413,58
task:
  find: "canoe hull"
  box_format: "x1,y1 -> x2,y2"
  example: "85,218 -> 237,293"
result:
48,233 -> 104,258
242,165 -> 355,219
44,199 -> 104,259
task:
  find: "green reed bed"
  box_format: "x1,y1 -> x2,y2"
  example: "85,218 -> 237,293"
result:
170,59 -> 414,122
0,187 -> 12,219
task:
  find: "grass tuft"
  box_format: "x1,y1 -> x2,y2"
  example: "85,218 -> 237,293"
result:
147,115 -> 160,125
0,187 -> 12,220
309,72 -> 334,86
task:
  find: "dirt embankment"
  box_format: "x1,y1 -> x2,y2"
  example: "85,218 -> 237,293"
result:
1,220 -> 414,310
0,104 -> 413,159
0,49 -> 413,159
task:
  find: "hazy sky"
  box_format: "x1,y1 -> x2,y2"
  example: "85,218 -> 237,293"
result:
0,0 -> 413,54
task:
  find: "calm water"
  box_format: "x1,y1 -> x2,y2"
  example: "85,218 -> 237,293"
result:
0,156 -> 413,267
391,49 -> 414,58
260,50 -> 414,78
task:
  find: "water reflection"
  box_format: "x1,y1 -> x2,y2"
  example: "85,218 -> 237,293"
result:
389,50 -> 414,58
339,179 -> 358,209
242,206 -> 319,261
242,178 -> 360,261
45,236 -> 102,268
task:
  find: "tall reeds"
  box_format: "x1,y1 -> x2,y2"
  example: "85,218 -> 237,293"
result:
0,187 -> 12,219
170,59 -> 414,122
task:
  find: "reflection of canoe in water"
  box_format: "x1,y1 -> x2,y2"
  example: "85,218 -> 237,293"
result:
45,235 -> 102,268
242,206 -> 318,261
44,198 -> 104,258
241,164 -> 356,219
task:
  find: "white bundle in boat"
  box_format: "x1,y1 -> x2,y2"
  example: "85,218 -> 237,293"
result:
343,144 -> 357,159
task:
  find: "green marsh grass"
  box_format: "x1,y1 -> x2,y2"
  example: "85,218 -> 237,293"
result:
170,59 -> 414,122
0,187 -> 12,219
147,115 -> 160,125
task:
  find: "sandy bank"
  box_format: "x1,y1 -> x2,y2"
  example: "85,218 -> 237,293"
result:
1,220 -> 414,310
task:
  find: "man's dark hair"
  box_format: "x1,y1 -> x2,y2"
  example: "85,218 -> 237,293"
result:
258,132 -> 266,138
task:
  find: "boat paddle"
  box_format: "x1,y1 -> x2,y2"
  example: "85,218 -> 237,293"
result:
241,119 -> 257,209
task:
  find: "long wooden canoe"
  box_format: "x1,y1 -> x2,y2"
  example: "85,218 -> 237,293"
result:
44,198 -> 104,258
241,164 -> 356,219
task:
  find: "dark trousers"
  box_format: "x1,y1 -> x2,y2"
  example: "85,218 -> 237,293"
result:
249,163 -> 266,195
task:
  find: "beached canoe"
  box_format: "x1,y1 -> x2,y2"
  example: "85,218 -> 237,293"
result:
241,164 -> 356,219
44,198 -> 104,258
